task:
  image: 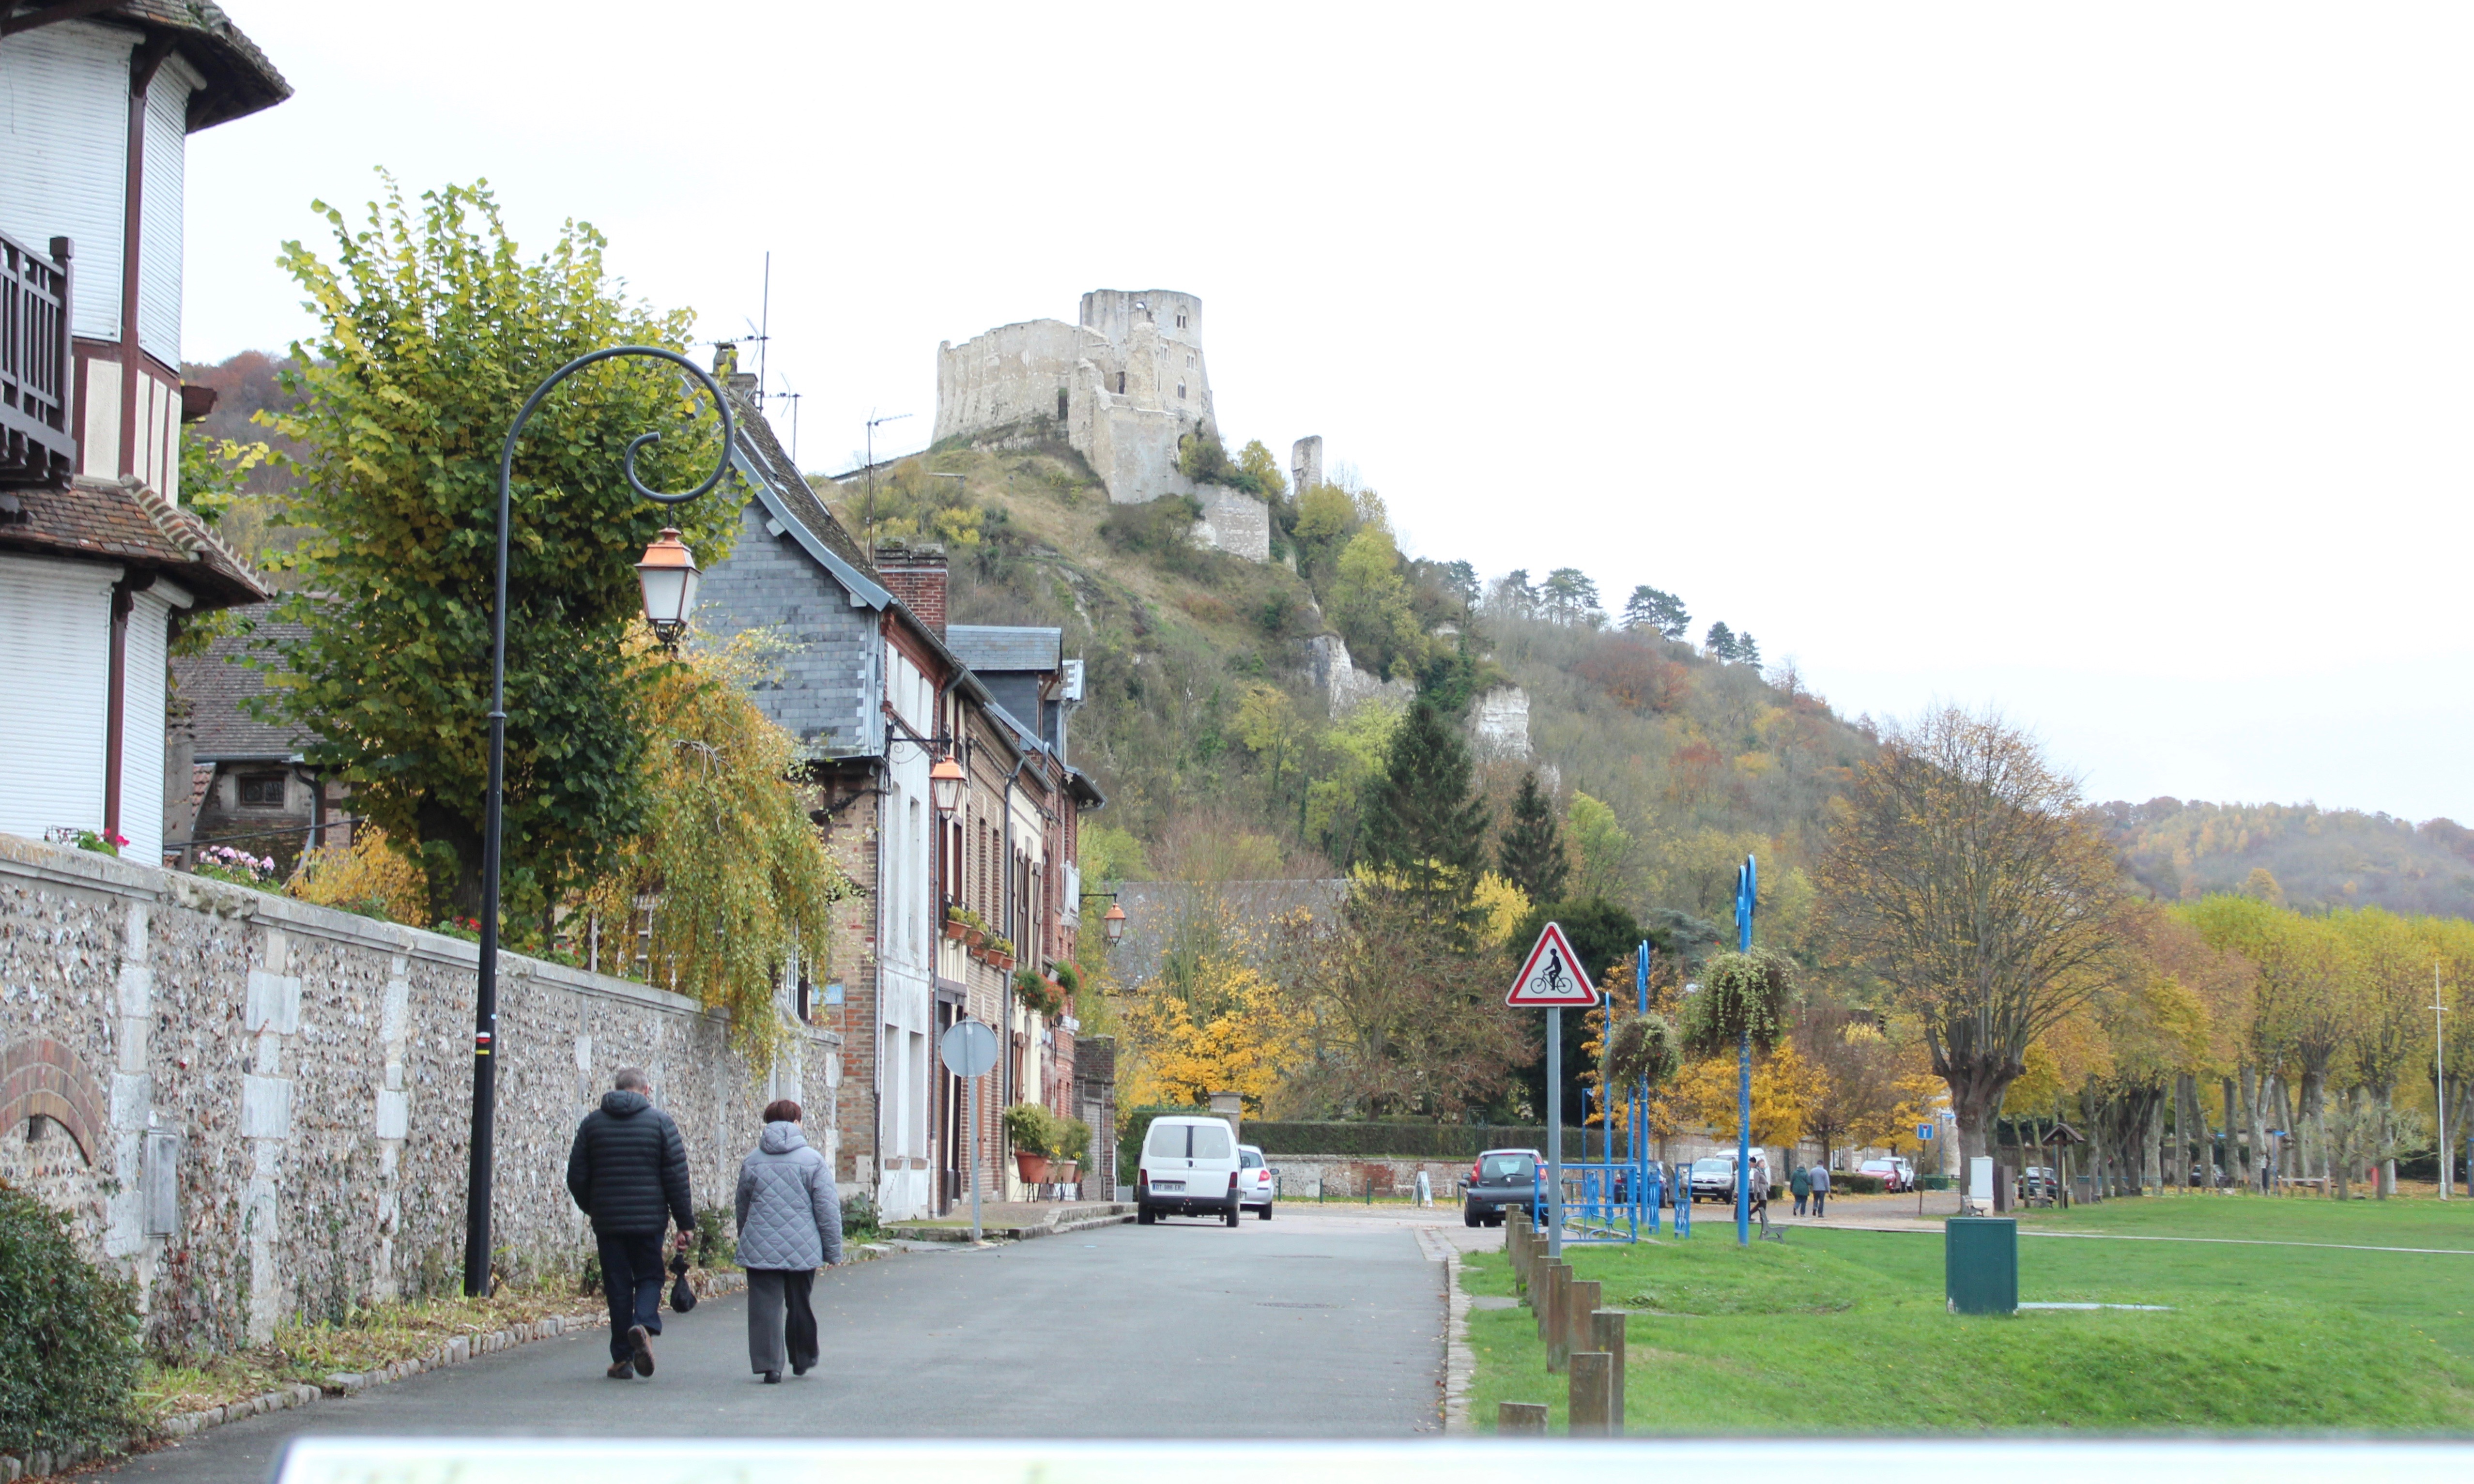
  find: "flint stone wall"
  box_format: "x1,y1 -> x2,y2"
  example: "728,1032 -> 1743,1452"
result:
0,833 -> 837,1355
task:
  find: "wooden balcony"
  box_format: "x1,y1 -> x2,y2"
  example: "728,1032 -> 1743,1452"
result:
0,229 -> 75,489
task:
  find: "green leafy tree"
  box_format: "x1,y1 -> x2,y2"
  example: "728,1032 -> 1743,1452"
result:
1621,583 -> 1690,639
1235,438 -> 1288,500
1496,769 -> 1569,902
1358,696 -> 1490,936
1566,790 -> 1635,902
264,179 -> 735,922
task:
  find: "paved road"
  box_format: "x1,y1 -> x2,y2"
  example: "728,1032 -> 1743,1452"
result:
104,1206 -> 1452,1482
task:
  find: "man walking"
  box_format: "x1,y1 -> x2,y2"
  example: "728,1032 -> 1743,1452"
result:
567,1067 -> 695,1379
1809,1161 -> 1829,1218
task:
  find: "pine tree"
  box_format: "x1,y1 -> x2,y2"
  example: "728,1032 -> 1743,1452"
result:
1705,621 -> 1737,660
1735,630 -> 1761,668
1621,584 -> 1690,639
1359,697 -> 1491,935
1496,770 -> 1569,903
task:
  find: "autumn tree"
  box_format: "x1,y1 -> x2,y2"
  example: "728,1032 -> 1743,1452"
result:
1794,991 -> 1927,1169
265,179 -> 734,923
1283,879 -> 1528,1118
1817,707 -> 2131,1164
580,632 -> 852,1066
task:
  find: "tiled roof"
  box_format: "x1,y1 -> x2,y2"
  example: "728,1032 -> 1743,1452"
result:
172,602 -> 314,760
723,375 -> 882,587
947,625 -> 1061,673
0,476 -> 269,609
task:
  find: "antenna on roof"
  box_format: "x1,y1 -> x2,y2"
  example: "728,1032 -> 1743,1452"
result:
862,410 -> 913,563
775,375 -> 802,468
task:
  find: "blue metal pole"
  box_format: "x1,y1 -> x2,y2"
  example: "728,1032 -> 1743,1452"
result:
1735,856 -> 1756,1248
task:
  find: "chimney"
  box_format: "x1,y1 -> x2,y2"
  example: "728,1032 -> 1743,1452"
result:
875,543 -> 947,638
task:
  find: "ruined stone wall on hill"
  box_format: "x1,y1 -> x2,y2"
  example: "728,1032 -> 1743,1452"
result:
0,834 -> 836,1353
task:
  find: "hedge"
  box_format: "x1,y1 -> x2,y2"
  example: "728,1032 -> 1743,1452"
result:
0,1187 -> 143,1457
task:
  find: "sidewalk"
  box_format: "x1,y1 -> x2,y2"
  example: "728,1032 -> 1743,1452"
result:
883,1199 -> 1133,1243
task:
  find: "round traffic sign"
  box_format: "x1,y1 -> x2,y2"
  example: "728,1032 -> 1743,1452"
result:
938,1017 -> 998,1078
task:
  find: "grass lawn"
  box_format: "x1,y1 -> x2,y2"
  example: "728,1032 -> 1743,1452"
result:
1464,1198 -> 2474,1434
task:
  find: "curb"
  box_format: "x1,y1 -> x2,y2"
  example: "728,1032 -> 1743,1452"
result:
885,1205 -> 1135,1244
1441,1246 -> 1475,1432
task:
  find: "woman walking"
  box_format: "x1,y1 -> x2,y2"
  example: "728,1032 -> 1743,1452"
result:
1790,1163 -> 1810,1217
736,1099 -> 841,1383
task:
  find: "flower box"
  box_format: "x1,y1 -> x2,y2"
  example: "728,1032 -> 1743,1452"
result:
1014,1151 -> 1051,1183
943,920 -> 968,942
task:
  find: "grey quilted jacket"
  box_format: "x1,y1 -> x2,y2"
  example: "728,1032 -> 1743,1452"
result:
735,1122 -> 842,1270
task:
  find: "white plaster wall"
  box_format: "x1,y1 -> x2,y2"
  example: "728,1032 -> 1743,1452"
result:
0,553 -> 115,842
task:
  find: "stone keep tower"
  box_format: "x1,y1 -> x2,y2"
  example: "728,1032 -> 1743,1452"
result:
935,290 -> 1269,562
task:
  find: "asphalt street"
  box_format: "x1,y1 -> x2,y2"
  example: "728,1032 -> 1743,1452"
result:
101,1205 -> 1451,1482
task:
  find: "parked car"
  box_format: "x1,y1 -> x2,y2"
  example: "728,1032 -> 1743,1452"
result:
1461,1148 -> 1545,1228
1858,1158 -> 1914,1193
1238,1144 -> 1275,1221
1687,1150 -> 1769,1203
1137,1116 -> 1245,1226
2021,1166 -> 2059,1201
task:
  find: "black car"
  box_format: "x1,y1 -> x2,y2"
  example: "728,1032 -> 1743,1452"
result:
1461,1148 -> 1545,1228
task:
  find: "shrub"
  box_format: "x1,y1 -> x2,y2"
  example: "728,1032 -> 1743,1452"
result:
840,1188 -> 879,1239
290,826 -> 429,923
0,1187 -> 143,1457
1002,1102 -> 1058,1156
1831,1172 -> 1886,1195
693,1204 -> 733,1268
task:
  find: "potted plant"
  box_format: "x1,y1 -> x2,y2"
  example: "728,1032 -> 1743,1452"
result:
1013,966 -> 1063,1017
988,936 -> 1014,971
1051,1115 -> 1092,1191
1004,1102 -> 1055,1183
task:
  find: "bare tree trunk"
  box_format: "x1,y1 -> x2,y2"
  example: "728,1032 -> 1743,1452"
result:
2178,1073 -> 2202,1187
2241,1064 -> 2266,1192
2219,1075 -> 2240,1189
2144,1094 -> 2164,1195
2298,1069 -> 2326,1183
2377,1086 -> 2396,1199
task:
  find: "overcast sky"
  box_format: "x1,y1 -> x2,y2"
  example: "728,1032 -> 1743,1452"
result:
181,3 -> 2473,823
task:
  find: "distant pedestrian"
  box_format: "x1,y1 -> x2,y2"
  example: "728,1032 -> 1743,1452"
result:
736,1098 -> 842,1384
1810,1163 -> 1830,1218
1790,1163 -> 1811,1216
1749,1158 -> 1770,1219
566,1067 -> 696,1380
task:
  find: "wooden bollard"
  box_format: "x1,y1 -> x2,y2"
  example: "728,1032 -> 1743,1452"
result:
1568,1352 -> 1613,1435
1547,1263 -> 1574,1371
1591,1308 -> 1627,1430
1538,1259 -> 1565,1345
1565,1279 -> 1602,1357
1499,1401 -> 1549,1435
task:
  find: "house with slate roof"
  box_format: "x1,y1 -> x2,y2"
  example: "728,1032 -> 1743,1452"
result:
698,347 -> 1107,1220
0,2 -> 287,863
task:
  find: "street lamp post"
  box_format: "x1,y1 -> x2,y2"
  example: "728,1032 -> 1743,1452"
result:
1734,853 -> 1756,1248
463,346 -> 735,1298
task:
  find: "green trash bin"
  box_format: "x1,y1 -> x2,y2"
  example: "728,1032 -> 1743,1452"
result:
1945,1216 -> 2017,1315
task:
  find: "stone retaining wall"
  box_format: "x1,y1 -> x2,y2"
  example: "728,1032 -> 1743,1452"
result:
0,834 -> 837,1355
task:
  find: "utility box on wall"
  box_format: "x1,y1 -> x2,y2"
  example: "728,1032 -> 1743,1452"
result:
1946,1216 -> 2017,1315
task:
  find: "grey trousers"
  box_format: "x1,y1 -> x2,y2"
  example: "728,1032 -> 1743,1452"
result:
745,1268 -> 818,1375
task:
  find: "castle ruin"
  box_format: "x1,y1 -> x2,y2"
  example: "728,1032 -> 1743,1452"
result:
936,289 -> 1318,564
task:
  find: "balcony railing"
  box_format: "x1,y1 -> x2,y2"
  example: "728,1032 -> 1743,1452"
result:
0,229 -> 75,488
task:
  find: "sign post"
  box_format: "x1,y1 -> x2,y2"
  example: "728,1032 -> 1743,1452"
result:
1508,921 -> 1598,1259
938,1018 -> 999,1244
1916,1121 -> 1935,1216
1733,855 -> 1757,1248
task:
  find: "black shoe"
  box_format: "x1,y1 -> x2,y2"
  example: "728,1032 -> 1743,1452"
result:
629,1324 -> 655,1377
792,1362 -> 811,1377
763,1370 -> 782,1384
606,1361 -> 634,1380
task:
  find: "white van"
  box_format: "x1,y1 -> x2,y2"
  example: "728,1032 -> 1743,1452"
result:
1137,1116 -> 1245,1226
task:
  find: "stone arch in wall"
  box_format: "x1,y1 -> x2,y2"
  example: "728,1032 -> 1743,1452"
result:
0,1037 -> 108,1166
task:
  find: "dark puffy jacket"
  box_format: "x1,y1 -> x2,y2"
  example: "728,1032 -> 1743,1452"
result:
566,1090 -> 694,1235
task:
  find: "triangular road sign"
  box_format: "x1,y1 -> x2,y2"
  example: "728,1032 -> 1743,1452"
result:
1506,921 -> 1598,1007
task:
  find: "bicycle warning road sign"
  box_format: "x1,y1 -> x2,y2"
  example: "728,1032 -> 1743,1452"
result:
1506,921 -> 1598,1007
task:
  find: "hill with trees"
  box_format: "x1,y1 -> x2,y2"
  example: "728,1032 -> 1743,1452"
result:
2098,797 -> 2474,918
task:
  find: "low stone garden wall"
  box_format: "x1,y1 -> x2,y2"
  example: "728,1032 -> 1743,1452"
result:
0,833 -> 838,1355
